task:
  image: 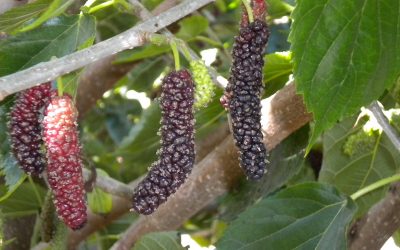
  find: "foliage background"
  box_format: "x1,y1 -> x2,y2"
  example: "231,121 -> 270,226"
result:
0,0 -> 399,249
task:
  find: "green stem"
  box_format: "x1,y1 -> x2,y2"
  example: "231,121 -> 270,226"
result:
88,0 -> 115,14
150,33 -> 169,46
28,176 -> 43,207
170,40 -> 180,71
57,77 -> 64,97
242,0 -> 254,23
351,174 -> 400,200
179,41 -> 192,62
194,36 -> 224,48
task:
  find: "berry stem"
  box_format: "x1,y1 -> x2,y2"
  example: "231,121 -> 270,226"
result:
351,174 -> 400,200
242,0 -> 254,23
57,77 -> 64,97
179,40 -> 192,62
170,40 -> 181,71
28,176 -> 43,207
149,33 -> 169,46
87,0 -> 115,14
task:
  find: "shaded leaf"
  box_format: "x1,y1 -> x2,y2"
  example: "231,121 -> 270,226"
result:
267,0 -> 294,20
289,0 -> 400,150
133,231 -> 185,250
221,125 -> 308,221
176,15 -> 209,40
0,15 -> 96,77
217,183 -> 356,250
115,45 -> 170,64
0,0 -> 51,33
117,58 -> 166,92
319,116 -> 400,216
263,51 -> 292,97
19,0 -> 75,32
0,183 -> 46,217
88,169 -> 113,214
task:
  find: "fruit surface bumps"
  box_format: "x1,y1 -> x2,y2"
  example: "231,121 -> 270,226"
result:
9,83 -> 51,175
132,69 -> 195,215
43,94 -> 87,230
225,18 -> 270,180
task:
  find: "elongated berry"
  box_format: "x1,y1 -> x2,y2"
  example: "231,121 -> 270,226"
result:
8,83 -> 51,175
190,60 -> 215,109
224,8 -> 270,180
132,69 -> 195,215
43,94 -> 87,230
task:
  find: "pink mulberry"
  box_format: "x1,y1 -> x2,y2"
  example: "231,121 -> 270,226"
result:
43,94 -> 87,230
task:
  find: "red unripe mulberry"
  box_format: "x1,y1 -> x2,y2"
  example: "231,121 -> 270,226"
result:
43,94 -> 87,230
9,83 -> 51,175
132,69 -> 195,215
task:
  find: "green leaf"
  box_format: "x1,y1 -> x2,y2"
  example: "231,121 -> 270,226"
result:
116,58 -> 166,92
266,0 -> 294,20
289,0 -> 400,151
221,125 -> 308,221
263,51 -> 293,97
0,183 -> 46,218
19,0 -> 76,32
117,103 -> 161,180
319,116 -> 400,216
0,14 -> 96,77
88,169 -> 113,214
0,0 -> 52,33
115,45 -> 170,64
176,15 -> 209,40
133,231 -> 185,250
0,154 -> 26,201
217,182 -> 357,250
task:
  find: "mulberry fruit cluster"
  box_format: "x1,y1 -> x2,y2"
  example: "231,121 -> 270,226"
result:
132,69 -> 195,215
9,83 -> 51,175
225,19 -> 270,180
43,94 -> 87,230
190,60 -> 215,109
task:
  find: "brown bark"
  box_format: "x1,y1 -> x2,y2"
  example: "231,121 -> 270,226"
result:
349,183 -> 400,250
76,57 -> 135,116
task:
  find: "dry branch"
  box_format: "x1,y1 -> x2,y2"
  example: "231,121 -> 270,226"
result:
349,183 -> 400,250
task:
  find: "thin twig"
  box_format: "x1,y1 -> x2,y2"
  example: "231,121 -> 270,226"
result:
0,0 -> 215,101
369,101 -> 400,150
82,168 -> 134,200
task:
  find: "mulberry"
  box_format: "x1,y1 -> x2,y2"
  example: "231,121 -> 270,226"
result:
132,69 -> 195,215
225,9 -> 270,180
190,60 -> 215,109
43,94 -> 87,230
8,83 -> 51,175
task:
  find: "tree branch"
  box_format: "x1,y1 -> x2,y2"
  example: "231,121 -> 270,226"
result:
349,183 -> 400,250
348,102 -> 400,249
0,0 -> 215,101
369,101 -> 400,149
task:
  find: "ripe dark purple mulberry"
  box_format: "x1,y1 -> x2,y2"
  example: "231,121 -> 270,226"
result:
9,83 -> 51,175
224,7 -> 270,180
43,94 -> 87,230
132,69 -> 195,215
